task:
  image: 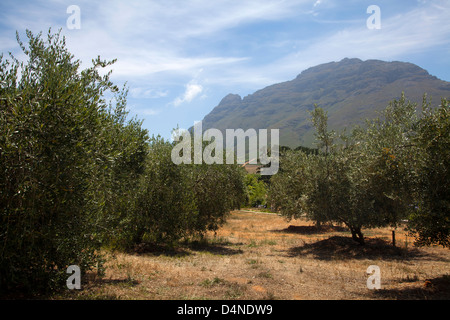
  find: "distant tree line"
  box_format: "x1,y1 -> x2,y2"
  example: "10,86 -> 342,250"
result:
269,94 -> 449,247
243,173 -> 267,207
0,29 -> 245,296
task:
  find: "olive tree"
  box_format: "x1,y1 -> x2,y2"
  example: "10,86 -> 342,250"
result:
408,98 -> 449,247
269,94 -> 421,245
0,29 -> 147,294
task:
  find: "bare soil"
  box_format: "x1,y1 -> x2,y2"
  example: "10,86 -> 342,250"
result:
59,210 -> 450,300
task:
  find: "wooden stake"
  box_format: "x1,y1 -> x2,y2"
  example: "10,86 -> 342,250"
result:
392,230 -> 396,247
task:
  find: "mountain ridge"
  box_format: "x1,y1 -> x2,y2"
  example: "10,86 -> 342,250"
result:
201,58 -> 450,148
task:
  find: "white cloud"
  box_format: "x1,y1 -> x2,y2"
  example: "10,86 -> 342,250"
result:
110,55 -> 247,78
173,80 -> 204,107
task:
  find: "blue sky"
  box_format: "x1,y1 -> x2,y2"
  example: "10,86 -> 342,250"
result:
1,0 -> 450,140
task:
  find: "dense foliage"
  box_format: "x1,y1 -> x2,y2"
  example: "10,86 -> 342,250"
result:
408,98 -> 449,247
121,136 -> 246,247
0,29 -> 137,294
0,29 -> 245,295
269,94 -> 449,247
243,174 -> 267,207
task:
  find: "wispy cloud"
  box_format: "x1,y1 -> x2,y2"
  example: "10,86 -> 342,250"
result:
208,1 -> 450,86
3,0 -> 449,82
304,3 -> 450,61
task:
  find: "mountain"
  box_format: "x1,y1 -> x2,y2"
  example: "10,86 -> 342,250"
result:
200,58 -> 450,148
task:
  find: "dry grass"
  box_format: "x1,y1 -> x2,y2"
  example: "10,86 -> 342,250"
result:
58,210 -> 449,300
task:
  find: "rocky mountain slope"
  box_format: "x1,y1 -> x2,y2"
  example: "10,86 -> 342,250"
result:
201,58 -> 450,148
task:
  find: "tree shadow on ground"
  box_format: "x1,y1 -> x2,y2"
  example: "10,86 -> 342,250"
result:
129,243 -> 192,257
186,240 -> 244,256
273,224 -> 347,235
370,275 -> 450,300
129,240 -> 243,257
286,236 -> 435,261
84,273 -> 140,287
